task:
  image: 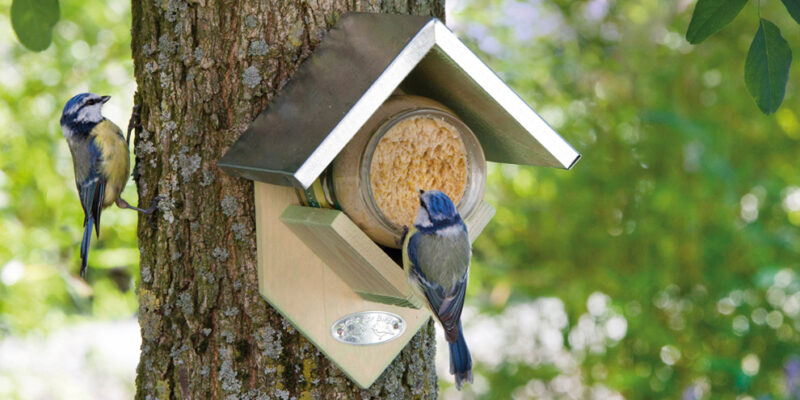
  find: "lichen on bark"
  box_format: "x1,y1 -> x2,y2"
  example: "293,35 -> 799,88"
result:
131,0 -> 444,398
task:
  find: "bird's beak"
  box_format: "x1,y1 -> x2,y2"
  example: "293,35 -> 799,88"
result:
100,96 -> 111,103
418,189 -> 425,196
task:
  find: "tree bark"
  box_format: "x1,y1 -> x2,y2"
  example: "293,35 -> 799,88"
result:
131,0 -> 444,399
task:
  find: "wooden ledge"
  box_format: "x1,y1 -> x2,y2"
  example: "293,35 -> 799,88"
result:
280,202 -> 495,308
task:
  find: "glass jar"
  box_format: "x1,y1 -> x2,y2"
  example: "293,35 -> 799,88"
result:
297,95 -> 487,248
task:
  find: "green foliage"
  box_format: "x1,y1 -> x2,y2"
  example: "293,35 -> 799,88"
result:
686,0 -> 748,44
452,0 -> 799,398
745,19 -> 792,115
0,0 -> 798,398
686,0 -> 796,114
782,0 -> 800,24
0,0 -> 138,334
10,0 -> 60,51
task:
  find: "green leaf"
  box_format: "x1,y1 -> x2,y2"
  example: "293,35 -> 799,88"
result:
782,0 -> 800,24
745,19 -> 792,114
686,0 -> 748,44
10,0 -> 60,52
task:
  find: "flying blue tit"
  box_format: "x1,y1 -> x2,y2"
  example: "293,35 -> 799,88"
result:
60,93 -> 156,278
402,189 -> 473,389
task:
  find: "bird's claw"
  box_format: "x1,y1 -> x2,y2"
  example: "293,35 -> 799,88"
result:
396,225 -> 409,247
126,104 -> 142,145
143,195 -> 164,214
151,195 -> 164,208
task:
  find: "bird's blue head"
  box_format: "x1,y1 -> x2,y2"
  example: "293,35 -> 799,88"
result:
60,92 -> 110,137
415,190 -> 461,229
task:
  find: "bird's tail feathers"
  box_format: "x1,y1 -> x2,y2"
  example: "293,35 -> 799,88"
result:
448,324 -> 473,390
80,217 -> 93,278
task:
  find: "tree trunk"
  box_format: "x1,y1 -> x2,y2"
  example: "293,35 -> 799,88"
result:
130,0 -> 444,398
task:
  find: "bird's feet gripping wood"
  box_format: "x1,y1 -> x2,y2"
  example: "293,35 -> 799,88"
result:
122,102 -> 160,217
126,104 -> 141,145
116,195 -> 163,214
396,225 -> 410,248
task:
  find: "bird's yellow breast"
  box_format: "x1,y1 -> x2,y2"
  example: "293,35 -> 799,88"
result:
90,120 -> 130,208
402,226 -> 418,275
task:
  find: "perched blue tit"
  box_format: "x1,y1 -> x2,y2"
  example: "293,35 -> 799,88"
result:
60,93 -> 155,278
403,189 -> 473,389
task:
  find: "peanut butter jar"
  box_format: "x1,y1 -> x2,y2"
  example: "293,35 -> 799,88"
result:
298,95 -> 487,248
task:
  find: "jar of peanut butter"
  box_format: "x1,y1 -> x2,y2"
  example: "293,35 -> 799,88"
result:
297,95 -> 487,248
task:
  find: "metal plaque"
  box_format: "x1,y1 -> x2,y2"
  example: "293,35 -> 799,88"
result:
331,311 -> 406,345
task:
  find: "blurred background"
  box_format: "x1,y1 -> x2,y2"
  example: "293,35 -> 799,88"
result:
1,0 -> 799,398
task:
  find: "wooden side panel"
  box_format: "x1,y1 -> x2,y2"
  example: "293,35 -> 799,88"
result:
253,182 -> 431,389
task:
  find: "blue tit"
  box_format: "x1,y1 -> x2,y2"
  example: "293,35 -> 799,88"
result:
402,189 -> 473,390
60,93 -> 155,278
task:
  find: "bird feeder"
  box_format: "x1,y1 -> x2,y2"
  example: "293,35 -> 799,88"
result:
218,12 -> 580,388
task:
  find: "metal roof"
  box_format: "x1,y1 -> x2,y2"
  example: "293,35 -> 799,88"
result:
218,12 -> 581,189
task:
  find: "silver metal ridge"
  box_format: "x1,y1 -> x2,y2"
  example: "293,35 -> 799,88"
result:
218,12 -> 581,189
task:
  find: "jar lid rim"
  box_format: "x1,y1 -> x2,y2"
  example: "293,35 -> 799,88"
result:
359,107 -> 486,234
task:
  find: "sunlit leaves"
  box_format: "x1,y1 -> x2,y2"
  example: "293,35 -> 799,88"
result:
686,0 -> 797,115
745,19 -> 792,114
782,0 -> 800,24
10,0 -> 61,52
452,0 -> 800,397
0,0 -> 138,334
685,0 -> 748,44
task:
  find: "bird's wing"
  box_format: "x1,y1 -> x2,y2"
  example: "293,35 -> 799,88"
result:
75,139 -> 106,237
406,232 -> 445,312
438,272 -> 468,337
407,228 -> 471,341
